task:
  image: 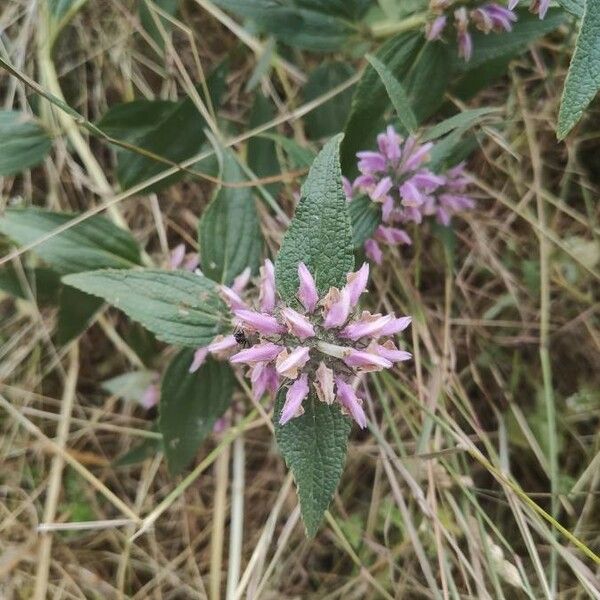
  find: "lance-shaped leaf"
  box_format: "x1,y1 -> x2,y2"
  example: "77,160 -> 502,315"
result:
350,195 -> 380,249
0,111 -> 53,176
62,269 -> 230,347
198,149 -> 263,285
558,1 -> 600,138
275,134 -> 354,300
274,391 -> 351,537
56,286 -> 104,345
274,134 -> 354,537
0,208 -> 142,274
160,351 -> 235,474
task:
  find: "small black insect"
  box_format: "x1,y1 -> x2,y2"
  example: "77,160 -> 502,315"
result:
234,329 -> 249,347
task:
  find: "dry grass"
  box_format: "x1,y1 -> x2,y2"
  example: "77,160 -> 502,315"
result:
1,1 -> 599,598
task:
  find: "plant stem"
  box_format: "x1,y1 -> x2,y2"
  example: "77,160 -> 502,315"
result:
369,13 -> 428,39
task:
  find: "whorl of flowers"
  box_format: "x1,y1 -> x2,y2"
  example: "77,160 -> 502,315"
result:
218,261 -> 412,428
344,126 -> 475,264
424,0 -> 549,62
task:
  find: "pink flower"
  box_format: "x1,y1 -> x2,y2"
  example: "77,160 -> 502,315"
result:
364,239 -> 383,264
220,285 -> 248,311
380,316 -> 412,336
281,307 -> 315,340
250,363 -> 280,400
207,334 -> 238,355
357,151 -> 386,174
341,312 -> 393,341
335,378 -> 367,429
189,347 -> 209,373
231,267 -> 252,293
369,340 -> 412,363
342,176 -> 354,200
276,346 -> 311,378
279,374 -> 309,425
230,342 -> 283,365
169,244 -> 186,269
345,263 -> 369,306
343,349 -> 392,371
140,384 -> 160,409
298,262 -> 319,313
259,259 -> 276,312
375,225 -> 412,246
426,15 -> 447,40
314,362 -> 335,404
370,176 -> 393,201
234,309 -> 285,335
323,287 -> 352,329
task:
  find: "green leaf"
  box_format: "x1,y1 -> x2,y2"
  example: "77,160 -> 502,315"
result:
455,9 -> 566,70
160,352 -> 235,474
365,54 -> 417,133
0,111 -> 53,176
557,0 -> 584,18
56,287 -> 103,345
0,266 -> 61,305
0,208 -> 142,274
423,107 -> 498,141
273,390 -> 351,537
259,133 -> 316,168
341,32 -> 424,174
61,269 -> 229,347
198,150 -> 263,285
558,0 -> 600,138
349,195 -> 380,249
303,61 -> 355,140
210,0 -> 357,51
102,370 -> 157,402
247,94 -> 281,197
275,135 -> 354,300
97,65 -> 226,192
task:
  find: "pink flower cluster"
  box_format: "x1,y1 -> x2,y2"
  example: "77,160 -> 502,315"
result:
199,261 -> 411,428
425,0 -> 549,62
344,126 -> 475,264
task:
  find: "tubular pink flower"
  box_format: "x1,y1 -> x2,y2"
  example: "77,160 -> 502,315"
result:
341,312 -> 393,341
140,384 -> 160,409
345,263 -> 369,306
426,15 -> 447,40
276,346 -> 311,378
343,349 -> 392,371
259,259 -> 276,312
399,179 -> 425,207
364,239 -> 383,264
220,285 -> 248,311
207,334 -> 238,354
342,176 -> 354,200
377,125 -> 402,163
356,151 -> 386,174
369,340 -> 412,363
314,362 -> 335,404
250,363 -> 280,400
279,373 -> 309,425
281,307 -> 315,340
370,176 -> 393,201
375,225 -> 412,246
231,267 -> 252,293
189,347 -> 209,373
183,254 -> 200,271
230,342 -> 283,365
403,141 -> 433,172
297,262 -> 319,313
169,244 -> 186,269
380,316 -> 412,336
323,287 -> 352,329
234,309 -> 285,335
335,378 -> 367,429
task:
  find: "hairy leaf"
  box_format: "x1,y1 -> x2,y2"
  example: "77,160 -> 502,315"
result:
0,208 -> 142,274
0,111 -> 53,176
274,390 -> 351,537
423,107 -> 499,141
160,351 -> 235,474
557,0 -> 584,18
198,150 -> 263,285
62,269 -> 229,347
558,0 -> 600,138
275,135 -> 353,300
341,32 -> 423,174
366,54 -> 417,133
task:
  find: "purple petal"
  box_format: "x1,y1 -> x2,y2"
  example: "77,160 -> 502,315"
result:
259,259 -> 277,312
297,262 -> 319,313
234,309 -> 285,335
341,313 -> 392,341
335,378 -> 367,429
281,307 -> 316,340
345,263 -> 370,306
231,267 -> 252,293
230,342 -> 283,365
357,151 -> 387,174
276,346 -> 310,378
323,287 -> 352,329
380,316 -> 412,336
370,176 -> 393,201
364,239 -> 383,264
375,225 -> 412,246
189,347 -> 209,373
220,285 -> 248,311
426,15 -> 447,40
279,374 -> 309,425
140,384 -> 160,409
343,349 -> 392,371
207,334 -> 238,354
169,244 -> 186,270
